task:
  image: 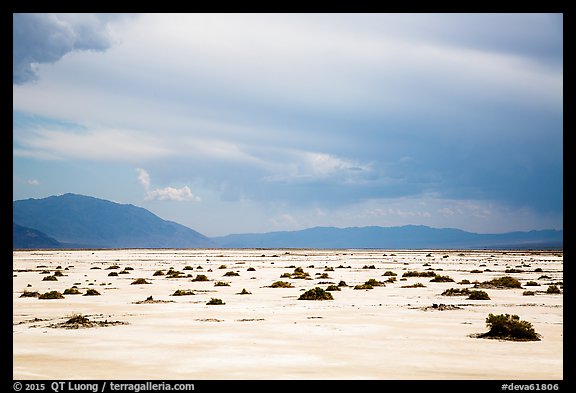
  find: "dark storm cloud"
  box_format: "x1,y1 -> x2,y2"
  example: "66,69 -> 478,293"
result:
13,13 -> 131,84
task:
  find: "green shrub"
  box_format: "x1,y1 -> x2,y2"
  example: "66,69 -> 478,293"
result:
478,314 -> 540,341
172,289 -> 195,296
84,288 -> 101,296
207,298 -> 225,305
430,274 -> 454,282
354,284 -> 373,290
325,285 -> 341,291
63,287 -> 82,295
401,283 -> 426,288
131,278 -> 151,285
192,274 -> 209,282
20,290 -> 39,298
441,288 -> 471,296
477,276 -> 522,289
269,281 -> 293,288
39,291 -> 64,299
402,271 -> 435,278
298,287 -> 334,300
467,290 -> 490,300
365,278 -> 385,287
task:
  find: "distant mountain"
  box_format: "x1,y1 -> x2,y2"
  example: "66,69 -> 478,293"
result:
13,193 -> 215,249
212,225 -> 563,249
13,222 -> 63,249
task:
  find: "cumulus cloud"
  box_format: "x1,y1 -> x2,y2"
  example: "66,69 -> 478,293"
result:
136,168 -> 200,202
13,13 -> 132,84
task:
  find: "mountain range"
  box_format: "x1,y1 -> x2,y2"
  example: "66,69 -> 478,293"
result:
13,193 -> 562,250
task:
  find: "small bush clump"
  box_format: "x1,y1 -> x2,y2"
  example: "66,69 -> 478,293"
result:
269,281 -> 294,288
354,284 -> 373,290
402,271 -> 436,278
131,278 -> 151,285
238,288 -> 251,295
546,285 -> 561,294
401,283 -> 426,288
172,289 -> 195,296
430,274 -> 454,282
523,291 -> 536,296
63,287 -> 82,295
42,275 -> 58,281
39,291 -> 64,299
192,274 -> 210,282
476,276 -> 522,289
20,290 -> 40,298
298,287 -> 334,300
153,270 -> 165,276
325,285 -> 341,291
441,288 -> 471,296
224,271 -> 239,277
467,290 -> 490,300
476,313 -> 541,341
365,278 -> 385,287
207,298 -> 225,305
214,281 -> 230,287
84,288 -> 101,296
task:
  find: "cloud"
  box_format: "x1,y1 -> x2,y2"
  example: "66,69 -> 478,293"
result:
136,168 -> 200,202
27,179 -> 40,185
13,13 -> 132,84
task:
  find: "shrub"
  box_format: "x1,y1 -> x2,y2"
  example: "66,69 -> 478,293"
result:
238,288 -> 251,295
402,271 -> 435,278
534,268 -> 543,272
108,272 -> 119,276
53,270 -> 64,277
325,285 -> 341,291
84,288 -> 101,296
172,289 -> 195,296
354,284 -> 373,290
546,285 -> 561,294
441,288 -> 470,296
298,287 -> 334,300
269,281 -> 293,288
459,279 -> 471,285
477,276 -> 522,289
467,290 -> 490,300
382,271 -> 397,276
324,267 -> 334,271
63,287 -> 82,295
247,267 -> 256,271
106,265 -> 120,270
470,269 -> 483,274
42,275 -> 58,281
223,271 -> 240,277
362,265 -> 376,269
505,268 -> 523,273
207,298 -> 225,305
214,281 -> 230,287
524,281 -> 540,286
192,274 -> 209,282
430,274 -> 454,282
20,290 -> 39,298
39,291 -> 64,299
153,270 -> 165,276
523,291 -> 536,296
218,265 -> 227,269
317,273 -> 330,279
365,278 -> 385,287
131,278 -> 151,285
401,283 -> 426,288
477,314 -> 541,341
338,280 -> 348,287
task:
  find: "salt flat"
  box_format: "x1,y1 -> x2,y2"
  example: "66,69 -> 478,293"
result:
13,249 -> 563,380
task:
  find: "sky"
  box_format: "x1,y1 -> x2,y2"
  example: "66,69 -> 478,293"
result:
13,13 -> 563,237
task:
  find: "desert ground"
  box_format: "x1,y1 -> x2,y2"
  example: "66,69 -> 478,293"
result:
13,249 -> 563,380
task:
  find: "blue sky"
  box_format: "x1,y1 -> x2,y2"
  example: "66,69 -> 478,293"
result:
13,13 -> 563,237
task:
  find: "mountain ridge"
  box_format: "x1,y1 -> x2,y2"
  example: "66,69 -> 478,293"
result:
13,193 -> 215,249
13,193 -> 562,249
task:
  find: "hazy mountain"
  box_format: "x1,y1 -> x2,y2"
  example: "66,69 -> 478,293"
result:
212,225 -> 563,249
13,222 -> 63,249
13,193 -> 215,248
